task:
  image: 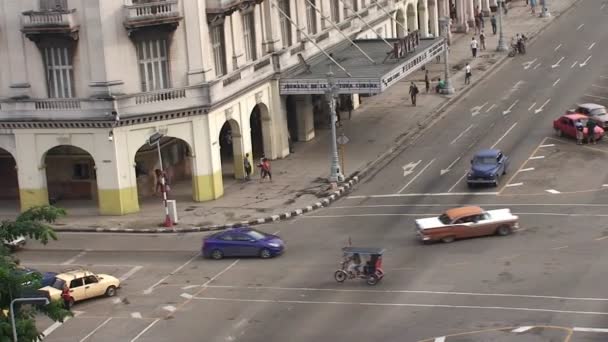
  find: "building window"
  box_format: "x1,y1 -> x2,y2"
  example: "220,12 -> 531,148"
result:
42,46 -> 74,98
306,0 -> 317,35
361,0 -> 366,8
40,0 -> 67,11
73,163 -> 92,180
211,24 -> 227,76
331,1 -> 340,22
136,38 -> 170,92
242,11 -> 257,61
278,0 -> 292,48
352,0 -> 359,12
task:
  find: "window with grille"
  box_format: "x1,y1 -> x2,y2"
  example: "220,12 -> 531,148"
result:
278,0 -> 292,47
40,0 -> 67,10
42,46 -> 74,98
242,11 -> 257,61
136,39 -> 170,92
331,1 -> 340,22
211,24 -> 227,76
352,0 -> 359,12
306,0 -> 317,35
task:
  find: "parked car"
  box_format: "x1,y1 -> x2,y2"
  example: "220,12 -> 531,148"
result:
415,206 -> 519,243
39,270 -> 120,308
569,103 -> 608,129
3,236 -> 26,251
466,149 -> 509,187
14,267 -> 57,287
202,227 -> 285,260
553,113 -> 604,141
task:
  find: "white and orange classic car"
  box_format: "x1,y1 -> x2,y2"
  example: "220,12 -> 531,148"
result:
415,206 -> 519,243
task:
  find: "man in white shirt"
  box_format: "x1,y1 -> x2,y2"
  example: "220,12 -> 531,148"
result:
465,63 -> 472,85
470,37 -> 478,58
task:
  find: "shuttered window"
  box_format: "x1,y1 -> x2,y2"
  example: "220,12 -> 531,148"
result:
137,39 -> 170,92
43,46 -> 74,98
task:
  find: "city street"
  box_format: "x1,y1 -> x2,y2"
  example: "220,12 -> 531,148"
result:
24,0 -> 608,341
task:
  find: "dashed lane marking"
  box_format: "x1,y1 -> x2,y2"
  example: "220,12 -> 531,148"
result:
595,236 -> 608,241
573,327 -> 608,333
506,183 -> 523,187
447,171 -> 468,193
519,168 -> 535,172
162,305 -> 176,312
131,312 -> 143,319
433,337 -> 445,342
491,123 -> 518,149
512,326 -> 533,333
79,317 -> 112,342
592,84 -> 608,90
180,293 -> 194,299
346,192 -> 499,199
450,124 -> 474,144
61,250 -> 90,265
546,189 -> 561,194
552,246 -> 569,250
585,94 -> 608,101
143,253 -> 200,295
588,42 -> 596,50
577,23 -> 584,30
540,144 -> 555,147
130,319 -> 160,342
398,159 -> 436,193
530,155 -> 545,159
571,61 -> 578,68
119,265 -> 143,282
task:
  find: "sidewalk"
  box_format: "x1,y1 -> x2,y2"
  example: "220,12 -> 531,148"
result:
41,0 -> 578,232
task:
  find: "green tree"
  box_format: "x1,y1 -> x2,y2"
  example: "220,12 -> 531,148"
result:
0,206 -> 72,342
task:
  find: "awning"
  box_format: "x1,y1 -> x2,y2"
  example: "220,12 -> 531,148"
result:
279,36 -> 445,95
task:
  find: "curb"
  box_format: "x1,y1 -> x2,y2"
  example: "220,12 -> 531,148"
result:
54,1 -> 579,235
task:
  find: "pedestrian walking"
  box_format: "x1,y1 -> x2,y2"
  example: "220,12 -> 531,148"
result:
474,16 -> 481,35
464,63 -> 472,85
480,31 -> 486,50
258,157 -> 272,182
478,12 -> 485,29
345,96 -> 353,120
409,82 -> 419,106
470,37 -> 478,58
575,119 -> 584,145
586,119 -> 598,145
424,70 -> 431,93
244,153 -> 252,180
491,15 -> 497,35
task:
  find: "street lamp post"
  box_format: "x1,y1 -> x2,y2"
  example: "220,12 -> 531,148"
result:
439,18 -> 455,95
496,0 -> 508,52
11,297 -> 50,342
148,132 -> 173,228
326,71 -> 344,185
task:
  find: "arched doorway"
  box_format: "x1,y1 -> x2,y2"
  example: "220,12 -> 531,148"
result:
43,145 -> 97,208
407,3 -> 417,32
0,148 -> 19,211
395,9 -> 406,37
286,95 -> 299,142
219,119 -> 244,180
134,137 -> 193,202
250,103 -> 271,159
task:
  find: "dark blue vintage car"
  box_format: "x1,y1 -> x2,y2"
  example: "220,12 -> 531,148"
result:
202,227 -> 285,260
467,149 -> 509,187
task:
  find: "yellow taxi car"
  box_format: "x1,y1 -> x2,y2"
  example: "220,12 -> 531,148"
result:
39,270 -> 120,307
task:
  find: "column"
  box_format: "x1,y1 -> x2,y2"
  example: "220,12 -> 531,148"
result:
466,0 -> 475,28
420,6 -> 430,37
429,3 -> 439,36
455,0 -> 468,32
84,1 -> 111,97
183,0 -> 215,83
3,1 -> 31,98
481,0 -> 490,15
192,116 -> 224,201
261,0 -> 281,53
97,130 -> 139,215
295,95 -> 315,142
270,81 -> 290,159
14,134 -> 49,211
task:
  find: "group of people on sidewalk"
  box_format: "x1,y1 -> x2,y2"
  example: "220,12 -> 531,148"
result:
244,153 -> 273,182
575,119 -> 599,145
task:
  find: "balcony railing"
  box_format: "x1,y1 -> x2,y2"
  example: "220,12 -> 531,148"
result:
21,9 -> 79,39
206,0 -> 260,15
123,0 -> 182,31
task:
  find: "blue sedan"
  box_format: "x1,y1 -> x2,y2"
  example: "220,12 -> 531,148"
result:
202,227 -> 285,260
467,149 -> 509,187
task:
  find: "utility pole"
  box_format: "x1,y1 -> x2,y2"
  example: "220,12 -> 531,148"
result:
496,0 -> 508,52
326,71 -> 344,186
439,18 -> 455,95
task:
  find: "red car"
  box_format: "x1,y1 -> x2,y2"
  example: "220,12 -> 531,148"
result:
553,113 -> 604,141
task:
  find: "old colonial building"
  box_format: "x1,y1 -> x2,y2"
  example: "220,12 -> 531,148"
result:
0,0 -> 485,216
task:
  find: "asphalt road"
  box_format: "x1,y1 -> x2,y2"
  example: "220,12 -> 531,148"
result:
21,1 -> 608,341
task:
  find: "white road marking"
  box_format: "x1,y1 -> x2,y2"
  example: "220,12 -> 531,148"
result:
573,327 -> 608,333
130,319 -> 160,342
332,203 -> 608,209
571,61 -> 578,68
588,42 -> 596,50
602,3 -> 607,9
491,122 -> 518,148
546,189 -> 561,194
27,262 -> 138,268
131,312 -> 143,319
554,44 -> 562,51
202,259 -> 240,287
552,78 -> 560,87
505,183 -> 523,187
512,326 -> 533,333
502,100 -> 519,115
42,318 -> 71,338
522,59 -> 537,69
434,337 -> 446,342
180,293 -> 194,299
79,317 -> 112,342
577,23 -> 584,30
346,192 -> 499,199
398,159 -> 436,193
450,125 -> 474,144
440,156 -> 461,175
539,144 -> 555,147
143,253 -> 200,294
61,250 -> 89,265
182,285 -> 199,290
552,245 -> 568,250
203,284 -> 608,302
471,102 -> 489,116
447,171 -> 468,193
486,104 -> 496,112
305,212 -> 608,219
193,296 -> 608,316
112,298 -> 121,304
580,55 -> 592,67
534,63 -> 541,70
119,265 -> 143,282
585,94 -> 608,101
551,57 -> 564,68
402,160 -> 422,177
534,99 -> 551,114
603,184 -> 608,187
592,84 -> 608,90
519,168 -> 535,172
528,102 -> 536,111
163,305 -> 176,312
529,155 -> 545,160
